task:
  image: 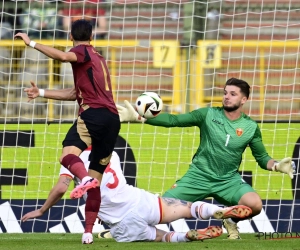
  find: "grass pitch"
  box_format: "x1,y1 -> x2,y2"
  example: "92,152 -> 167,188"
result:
0,233 -> 299,250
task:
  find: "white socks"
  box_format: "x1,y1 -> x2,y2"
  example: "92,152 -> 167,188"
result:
162,232 -> 190,242
82,176 -> 93,183
191,201 -> 220,220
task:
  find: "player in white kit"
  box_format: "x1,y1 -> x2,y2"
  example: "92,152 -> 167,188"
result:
22,149 -> 252,243
97,152 -> 251,242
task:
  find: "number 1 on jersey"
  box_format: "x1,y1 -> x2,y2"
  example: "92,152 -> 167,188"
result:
100,61 -> 110,91
225,134 -> 230,147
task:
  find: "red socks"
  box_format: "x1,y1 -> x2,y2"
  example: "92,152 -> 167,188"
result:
84,188 -> 101,233
61,154 -> 88,180
61,154 -> 101,233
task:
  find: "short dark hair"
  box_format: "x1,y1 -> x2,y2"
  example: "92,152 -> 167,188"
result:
225,78 -> 250,99
71,19 -> 92,41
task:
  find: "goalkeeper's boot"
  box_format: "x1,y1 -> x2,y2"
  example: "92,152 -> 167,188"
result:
98,229 -> 112,239
213,205 -> 252,220
70,177 -> 99,199
82,232 -> 93,244
222,218 -> 241,240
186,226 -> 223,241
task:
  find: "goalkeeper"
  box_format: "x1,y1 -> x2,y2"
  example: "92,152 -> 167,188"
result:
117,77 -> 296,240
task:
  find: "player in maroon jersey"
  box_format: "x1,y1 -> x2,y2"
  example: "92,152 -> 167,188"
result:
15,19 -> 120,244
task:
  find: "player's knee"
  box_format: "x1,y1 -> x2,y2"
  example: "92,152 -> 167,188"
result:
89,161 -> 109,174
239,192 -> 262,216
60,154 -> 83,168
243,198 -> 262,216
250,199 -> 262,216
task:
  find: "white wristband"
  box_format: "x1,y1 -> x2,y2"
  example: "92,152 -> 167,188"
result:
39,89 -> 45,97
29,41 -> 36,48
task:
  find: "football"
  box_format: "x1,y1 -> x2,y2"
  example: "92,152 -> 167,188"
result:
135,92 -> 163,119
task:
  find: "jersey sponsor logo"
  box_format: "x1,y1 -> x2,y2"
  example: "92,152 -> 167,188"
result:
212,119 -> 224,125
236,128 -> 243,136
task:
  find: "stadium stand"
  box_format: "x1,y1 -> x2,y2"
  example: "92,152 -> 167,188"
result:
0,0 -> 299,119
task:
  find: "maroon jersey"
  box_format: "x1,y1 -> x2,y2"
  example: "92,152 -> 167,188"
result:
69,45 -> 118,115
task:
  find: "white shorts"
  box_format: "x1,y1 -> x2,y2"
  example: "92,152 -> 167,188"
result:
109,189 -> 162,242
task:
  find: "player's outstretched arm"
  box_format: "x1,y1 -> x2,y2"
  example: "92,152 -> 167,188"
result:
38,87 -> 76,101
116,100 -> 146,123
24,81 -> 76,102
24,81 -> 40,102
270,157 -> 296,179
21,176 -> 71,222
21,209 -> 45,223
14,32 -> 77,62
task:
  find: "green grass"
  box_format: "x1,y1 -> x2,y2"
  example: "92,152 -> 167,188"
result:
0,233 -> 300,250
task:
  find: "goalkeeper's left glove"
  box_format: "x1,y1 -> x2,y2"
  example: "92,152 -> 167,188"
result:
272,157 -> 296,179
116,100 -> 146,123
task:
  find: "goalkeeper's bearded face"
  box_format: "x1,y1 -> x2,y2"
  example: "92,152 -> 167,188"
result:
223,85 -> 247,111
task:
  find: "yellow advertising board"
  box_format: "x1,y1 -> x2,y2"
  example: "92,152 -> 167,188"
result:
198,41 -> 222,68
152,41 -> 178,68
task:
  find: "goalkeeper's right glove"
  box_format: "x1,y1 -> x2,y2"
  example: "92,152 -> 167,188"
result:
116,100 -> 146,123
272,157 -> 296,179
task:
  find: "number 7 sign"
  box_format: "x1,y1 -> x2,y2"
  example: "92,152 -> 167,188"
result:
152,41 -> 178,68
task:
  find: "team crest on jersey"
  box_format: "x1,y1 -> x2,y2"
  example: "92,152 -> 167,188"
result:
236,128 -> 243,136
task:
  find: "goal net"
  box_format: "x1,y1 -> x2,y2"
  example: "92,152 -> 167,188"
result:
0,0 -> 299,234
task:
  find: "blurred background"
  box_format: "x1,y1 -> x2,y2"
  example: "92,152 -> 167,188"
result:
0,0 -> 299,121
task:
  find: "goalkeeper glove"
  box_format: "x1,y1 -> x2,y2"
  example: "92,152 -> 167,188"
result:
116,100 -> 146,123
272,157 -> 296,179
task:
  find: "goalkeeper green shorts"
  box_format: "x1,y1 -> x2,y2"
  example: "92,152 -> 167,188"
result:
162,165 -> 256,206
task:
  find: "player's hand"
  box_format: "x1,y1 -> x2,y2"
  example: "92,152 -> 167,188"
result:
14,32 -> 31,46
21,209 -> 43,222
24,81 -> 40,102
116,100 -> 146,123
272,157 -> 296,179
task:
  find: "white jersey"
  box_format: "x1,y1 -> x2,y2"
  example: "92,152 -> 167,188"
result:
58,150 -> 141,224
99,154 -> 142,224
59,150 -> 162,241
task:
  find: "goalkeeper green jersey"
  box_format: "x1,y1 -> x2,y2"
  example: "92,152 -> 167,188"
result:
146,107 -> 271,178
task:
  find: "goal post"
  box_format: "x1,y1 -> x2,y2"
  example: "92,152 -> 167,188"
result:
0,0 -> 299,234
